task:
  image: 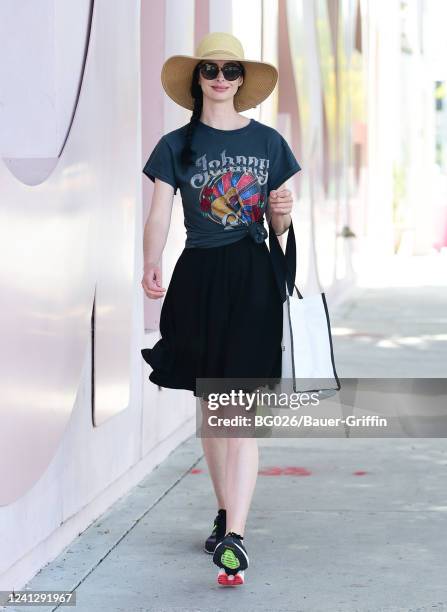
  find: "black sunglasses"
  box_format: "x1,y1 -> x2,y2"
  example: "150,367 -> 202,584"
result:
198,62 -> 243,81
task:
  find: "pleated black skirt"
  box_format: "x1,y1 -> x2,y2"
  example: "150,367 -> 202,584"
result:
141,234 -> 283,399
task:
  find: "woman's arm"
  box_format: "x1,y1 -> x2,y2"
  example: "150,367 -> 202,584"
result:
141,178 -> 175,299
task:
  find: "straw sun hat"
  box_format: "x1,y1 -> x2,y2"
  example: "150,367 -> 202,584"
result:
160,32 -> 279,112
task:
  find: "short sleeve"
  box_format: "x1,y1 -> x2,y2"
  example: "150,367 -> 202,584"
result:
267,131 -> 302,192
143,136 -> 178,194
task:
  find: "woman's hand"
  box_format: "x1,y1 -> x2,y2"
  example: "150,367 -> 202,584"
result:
141,264 -> 166,299
268,186 -> 293,235
268,187 -> 293,216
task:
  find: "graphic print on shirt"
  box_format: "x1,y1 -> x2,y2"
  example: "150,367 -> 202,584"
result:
199,170 -> 266,229
190,150 -> 269,230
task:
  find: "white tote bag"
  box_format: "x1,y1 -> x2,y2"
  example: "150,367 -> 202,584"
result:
269,220 -> 341,396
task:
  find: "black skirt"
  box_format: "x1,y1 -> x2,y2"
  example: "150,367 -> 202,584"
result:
141,234 -> 283,399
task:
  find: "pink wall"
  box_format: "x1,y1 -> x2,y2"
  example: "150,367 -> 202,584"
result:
194,0 -> 209,49
140,1 -> 166,330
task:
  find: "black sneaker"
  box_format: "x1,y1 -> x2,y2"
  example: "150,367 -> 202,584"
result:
212,531 -> 249,586
204,508 -> 226,554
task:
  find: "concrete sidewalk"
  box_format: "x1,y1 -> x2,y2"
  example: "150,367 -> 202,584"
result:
16,435 -> 447,612
329,253 -> 447,378
12,256 -> 447,611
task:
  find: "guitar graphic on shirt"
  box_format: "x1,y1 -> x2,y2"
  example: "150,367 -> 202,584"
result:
201,171 -> 265,228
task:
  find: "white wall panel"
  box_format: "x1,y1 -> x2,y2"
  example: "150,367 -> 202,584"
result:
0,0 -> 92,176
0,0 -> 194,589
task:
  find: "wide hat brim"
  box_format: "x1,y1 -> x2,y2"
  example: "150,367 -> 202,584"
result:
161,55 -> 278,112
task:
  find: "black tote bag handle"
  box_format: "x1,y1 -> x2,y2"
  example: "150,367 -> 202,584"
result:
268,219 -> 303,303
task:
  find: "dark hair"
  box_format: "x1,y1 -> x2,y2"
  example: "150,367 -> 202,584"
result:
180,61 -> 245,169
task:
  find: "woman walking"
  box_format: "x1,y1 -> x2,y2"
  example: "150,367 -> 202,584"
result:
141,32 -> 301,586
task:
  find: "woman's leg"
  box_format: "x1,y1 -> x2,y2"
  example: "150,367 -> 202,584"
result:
200,398 -> 227,509
200,438 -> 227,508
224,436 -> 258,536
200,397 -> 259,537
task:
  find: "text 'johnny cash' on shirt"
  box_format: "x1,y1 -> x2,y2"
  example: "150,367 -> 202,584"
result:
142,118 -> 302,248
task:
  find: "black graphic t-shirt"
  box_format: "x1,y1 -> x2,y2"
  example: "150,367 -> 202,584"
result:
143,118 -> 302,248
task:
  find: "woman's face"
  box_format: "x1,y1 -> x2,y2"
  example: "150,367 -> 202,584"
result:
198,60 -> 244,106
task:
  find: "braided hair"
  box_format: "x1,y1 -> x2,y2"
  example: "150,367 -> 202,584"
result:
180,61 -> 246,169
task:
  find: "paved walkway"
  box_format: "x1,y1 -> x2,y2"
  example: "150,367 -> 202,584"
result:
330,252 -> 447,378
18,436 -> 447,612
12,254 -> 447,612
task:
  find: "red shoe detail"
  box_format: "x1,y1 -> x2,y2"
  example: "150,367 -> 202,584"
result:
232,572 -> 244,585
217,569 -> 244,586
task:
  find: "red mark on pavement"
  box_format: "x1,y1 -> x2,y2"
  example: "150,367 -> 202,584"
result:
258,466 -> 282,476
190,468 -> 203,474
353,470 -> 368,476
283,466 -> 312,476
258,466 -> 312,476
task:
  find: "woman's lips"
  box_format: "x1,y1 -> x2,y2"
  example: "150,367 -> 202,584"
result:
212,86 -> 229,91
